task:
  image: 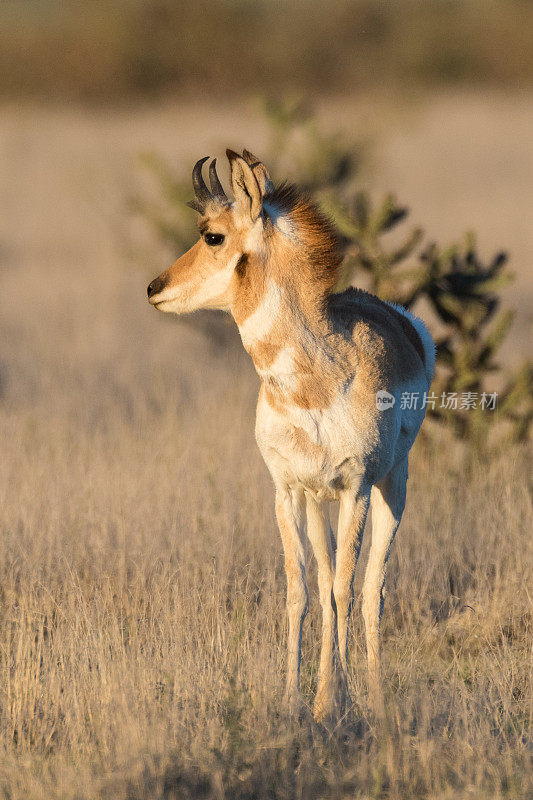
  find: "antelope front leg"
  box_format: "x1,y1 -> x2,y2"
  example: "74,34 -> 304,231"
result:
333,488 -> 371,693
275,486 -> 308,711
305,494 -> 336,721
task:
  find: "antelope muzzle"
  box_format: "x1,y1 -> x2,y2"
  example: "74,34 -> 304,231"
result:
147,275 -> 167,303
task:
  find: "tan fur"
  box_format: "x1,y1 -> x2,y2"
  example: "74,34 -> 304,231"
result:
231,251 -> 269,327
291,425 -> 326,459
148,150 -> 434,722
157,240 -> 203,292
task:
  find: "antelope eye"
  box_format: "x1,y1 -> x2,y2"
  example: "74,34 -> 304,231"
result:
204,232 -> 225,246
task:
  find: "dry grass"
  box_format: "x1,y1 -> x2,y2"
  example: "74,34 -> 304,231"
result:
0,96 -> 531,798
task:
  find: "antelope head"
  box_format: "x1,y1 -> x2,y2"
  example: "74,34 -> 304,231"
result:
147,149 -> 273,314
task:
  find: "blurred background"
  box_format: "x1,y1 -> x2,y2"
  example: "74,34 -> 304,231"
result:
3,0 -> 533,100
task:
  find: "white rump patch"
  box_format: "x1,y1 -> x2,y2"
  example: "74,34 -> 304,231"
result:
238,279 -> 282,348
386,302 -> 435,385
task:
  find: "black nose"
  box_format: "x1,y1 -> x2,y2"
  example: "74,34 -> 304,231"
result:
147,276 -> 164,299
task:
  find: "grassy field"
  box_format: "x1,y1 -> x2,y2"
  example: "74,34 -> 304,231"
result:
0,95 -> 531,798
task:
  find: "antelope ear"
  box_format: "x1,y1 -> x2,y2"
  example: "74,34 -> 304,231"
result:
242,149 -> 274,195
226,149 -> 263,221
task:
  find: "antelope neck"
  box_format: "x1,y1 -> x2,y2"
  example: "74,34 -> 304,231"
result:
233,270 -> 330,401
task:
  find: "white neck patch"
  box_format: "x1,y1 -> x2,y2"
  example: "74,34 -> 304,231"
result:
237,279 -> 283,349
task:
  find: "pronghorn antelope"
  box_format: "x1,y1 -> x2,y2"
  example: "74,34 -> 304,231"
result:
147,150 -> 434,721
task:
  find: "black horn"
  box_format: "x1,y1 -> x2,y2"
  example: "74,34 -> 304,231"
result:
209,158 -> 228,202
192,156 -> 211,207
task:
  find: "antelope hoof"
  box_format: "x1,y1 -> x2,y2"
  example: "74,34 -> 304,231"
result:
314,672 -> 354,724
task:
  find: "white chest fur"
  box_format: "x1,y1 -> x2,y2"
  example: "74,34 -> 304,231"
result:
255,384 -> 373,500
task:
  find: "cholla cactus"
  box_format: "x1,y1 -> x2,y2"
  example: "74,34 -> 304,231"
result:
334,197 -> 532,443
417,238 -> 531,442
258,97 -> 361,194
324,192 -> 424,301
